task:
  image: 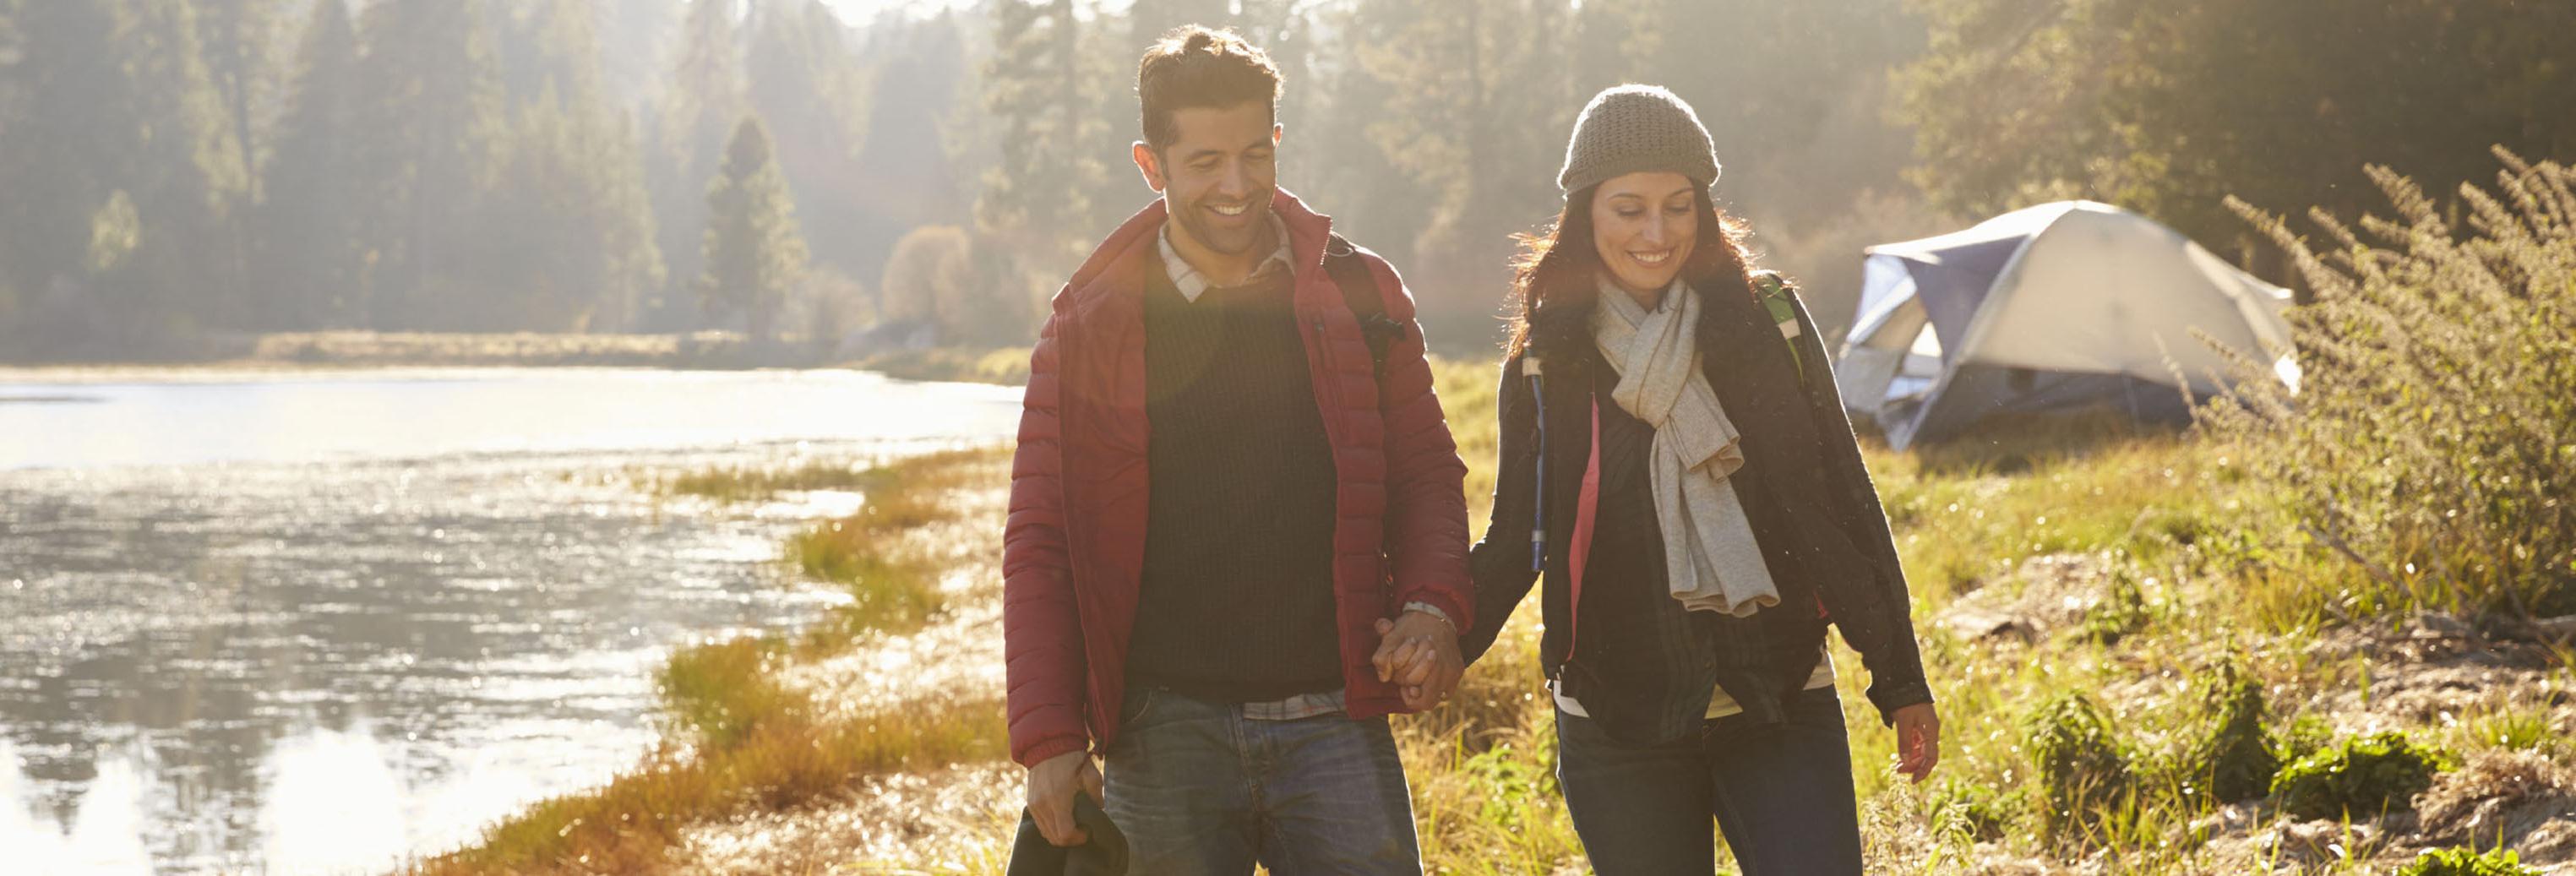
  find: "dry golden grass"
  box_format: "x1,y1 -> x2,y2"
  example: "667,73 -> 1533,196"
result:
244,330 -> 802,367
427,324 -> 2576,873
406,449 -> 1010,875
1395,357 -> 2576,874
656,460 -> 882,503
845,346 -> 1032,386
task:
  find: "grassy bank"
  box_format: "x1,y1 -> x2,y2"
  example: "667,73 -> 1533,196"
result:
411,157 -> 2576,872
1404,357 -> 2574,873
243,331 -> 816,368
420,347 -> 2573,873
408,448 -> 1014,875
842,346 -> 1032,386
0,330 -> 859,370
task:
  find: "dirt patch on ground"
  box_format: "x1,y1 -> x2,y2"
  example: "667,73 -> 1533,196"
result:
2179,617 -> 2576,873
2298,614 -> 2573,736
2415,750 -> 2576,865
670,763 -> 1020,874
1921,559 -> 2576,873
1934,552 -> 2124,645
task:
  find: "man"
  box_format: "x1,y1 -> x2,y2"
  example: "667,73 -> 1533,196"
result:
1002,24 -> 1472,873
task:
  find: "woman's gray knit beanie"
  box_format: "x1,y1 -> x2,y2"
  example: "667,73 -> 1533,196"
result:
1556,84 -> 1722,195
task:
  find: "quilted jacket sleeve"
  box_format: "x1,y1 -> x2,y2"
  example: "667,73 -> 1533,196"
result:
1003,313 -> 1091,766
1359,253 -> 1474,634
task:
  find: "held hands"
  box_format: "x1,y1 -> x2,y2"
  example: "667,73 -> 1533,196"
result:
1025,748 -> 1103,846
1893,702 -> 1942,784
1371,609 -> 1463,710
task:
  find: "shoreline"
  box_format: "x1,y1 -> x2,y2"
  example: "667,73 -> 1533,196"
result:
399,359 -> 2576,874
0,333 -> 1032,388
403,445 -> 1021,874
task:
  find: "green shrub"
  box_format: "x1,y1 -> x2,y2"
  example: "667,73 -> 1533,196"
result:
2270,731 -> 2455,819
2399,846 -> 2541,876
657,636 -> 803,749
2024,691 -> 2134,838
2273,713 -> 2335,764
2079,566 -> 2152,644
2215,150 -> 2576,617
1457,739 -> 1556,833
1933,780 -> 2025,842
2190,663 -> 2280,802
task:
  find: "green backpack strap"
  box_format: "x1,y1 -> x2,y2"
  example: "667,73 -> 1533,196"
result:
1749,269 -> 1808,386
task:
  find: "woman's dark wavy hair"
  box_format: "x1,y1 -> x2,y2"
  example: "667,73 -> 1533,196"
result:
1505,182 -> 1760,361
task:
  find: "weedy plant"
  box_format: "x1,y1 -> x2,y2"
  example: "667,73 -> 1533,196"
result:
2398,846 -> 2543,876
2023,690 -> 2136,841
2188,661 -> 2280,803
2271,730 -> 2456,820
2212,149 -> 2576,619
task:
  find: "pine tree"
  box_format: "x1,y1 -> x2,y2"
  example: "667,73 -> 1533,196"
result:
254,0 -> 362,328
1635,0 -> 1920,223
974,0 -> 1110,263
128,0 -> 251,329
488,0 -> 665,330
0,0 -> 125,306
0,0 -> 21,326
846,10 -> 972,283
0,0 -> 245,349
495,0 -> 607,106
647,0 -> 744,329
700,115 -> 806,345
745,0 -> 869,284
1345,0 -> 1573,317
596,0 -> 678,110
1126,0 -> 1231,53
1297,2 -> 1433,264
350,0 -> 507,329
194,0 -> 287,200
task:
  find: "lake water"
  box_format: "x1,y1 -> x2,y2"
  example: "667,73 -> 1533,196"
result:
0,368 -> 1022,874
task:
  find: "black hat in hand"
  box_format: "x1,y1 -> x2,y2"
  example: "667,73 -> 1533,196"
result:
1005,792 -> 1128,876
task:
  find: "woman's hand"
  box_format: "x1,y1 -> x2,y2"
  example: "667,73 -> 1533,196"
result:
1372,612 -> 1462,710
1893,702 -> 1942,784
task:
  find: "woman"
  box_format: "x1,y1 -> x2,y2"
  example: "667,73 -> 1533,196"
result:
1454,84 -> 1941,873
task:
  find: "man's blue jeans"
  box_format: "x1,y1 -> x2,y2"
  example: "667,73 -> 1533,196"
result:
1102,687 -> 1423,874
1555,684 -> 1866,874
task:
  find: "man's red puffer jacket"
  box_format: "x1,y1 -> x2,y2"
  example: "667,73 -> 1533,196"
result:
1002,188 -> 1473,767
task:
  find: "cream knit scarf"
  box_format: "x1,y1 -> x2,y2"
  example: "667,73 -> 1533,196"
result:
1590,275 -> 1781,617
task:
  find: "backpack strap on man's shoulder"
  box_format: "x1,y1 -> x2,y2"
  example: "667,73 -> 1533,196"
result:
1748,269 -> 1808,385
1321,232 -> 1406,380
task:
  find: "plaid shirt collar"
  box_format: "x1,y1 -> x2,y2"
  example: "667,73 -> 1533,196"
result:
1157,212 -> 1293,302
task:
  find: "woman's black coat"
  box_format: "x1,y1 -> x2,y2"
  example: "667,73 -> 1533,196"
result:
1462,274 -> 1933,744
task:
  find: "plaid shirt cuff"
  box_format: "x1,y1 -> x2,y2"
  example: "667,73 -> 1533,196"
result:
1400,601 -> 1457,632
1239,687 -> 1346,721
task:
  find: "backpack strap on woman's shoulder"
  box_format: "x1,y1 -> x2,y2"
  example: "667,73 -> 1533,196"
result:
1748,269 -> 1807,385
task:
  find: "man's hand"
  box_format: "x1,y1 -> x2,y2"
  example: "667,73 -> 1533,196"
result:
1025,748 -> 1103,846
1372,610 -> 1462,710
1893,702 -> 1942,784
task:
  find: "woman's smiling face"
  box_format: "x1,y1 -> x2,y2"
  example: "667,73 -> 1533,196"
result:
1588,171 -> 1699,300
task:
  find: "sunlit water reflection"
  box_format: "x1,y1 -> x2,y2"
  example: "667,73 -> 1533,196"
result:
0,367 -> 1021,874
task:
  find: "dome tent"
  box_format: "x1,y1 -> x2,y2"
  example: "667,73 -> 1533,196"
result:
1835,201 -> 2297,449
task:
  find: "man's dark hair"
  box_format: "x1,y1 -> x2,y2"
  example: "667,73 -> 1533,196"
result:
1136,25 -> 1281,155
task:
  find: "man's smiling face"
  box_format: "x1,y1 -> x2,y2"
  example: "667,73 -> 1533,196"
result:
1141,101 -> 1280,258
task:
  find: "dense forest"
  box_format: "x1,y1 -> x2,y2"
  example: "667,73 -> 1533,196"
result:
0,0 -> 2568,358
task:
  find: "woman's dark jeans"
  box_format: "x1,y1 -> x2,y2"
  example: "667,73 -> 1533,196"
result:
1555,684 -> 1865,874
